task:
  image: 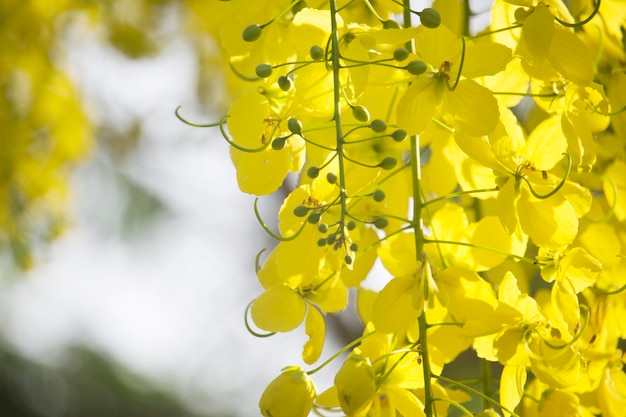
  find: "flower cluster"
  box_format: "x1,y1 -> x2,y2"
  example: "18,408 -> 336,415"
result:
196,0 -> 626,415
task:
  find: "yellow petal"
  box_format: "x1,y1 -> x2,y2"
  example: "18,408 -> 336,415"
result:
377,232 -> 419,277
522,3 -> 554,64
463,41 -> 512,79
547,25 -> 594,85
303,307 -> 326,365
500,365 -> 527,417
251,285 -> 306,332
386,386 -> 426,417
397,76 -> 440,135
521,115 -> 567,170
517,188 -> 578,250
373,275 -> 422,334
441,80 -> 500,136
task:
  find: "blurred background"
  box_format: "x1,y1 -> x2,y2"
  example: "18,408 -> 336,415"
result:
0,1 -> 356,416
0,1 -> 495,416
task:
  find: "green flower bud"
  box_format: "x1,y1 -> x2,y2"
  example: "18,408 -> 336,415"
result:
349,243 -> 358,252
391,129 -> 407,142
514,7 -> 531,23
292,0 -> 307,14
318,223 -> 328,233
271,137 -> 286,150
393,47 -> 410,62
287,118 -> 302,135
307,166 -> 319,179
352,105 -> 370,122
309,45 -> 324,61
406,60 -> 427,75
317,238 -> 327,247
326,172 -> 337,184
255,63 -> 273,78
277,75 -> 292,91
372,189 -> 385,202
344,255 -> 353,265
382,19 -> 401,29
346,221 -> 356,231
370,119 -> 387,133
373,217 -> 388,229
326,233 -> 337,244
293,205 -> 309,217
307,212 -> 321,224
420,8 -> 441,28
242,24 -> 263,42
378,157 -> 397,170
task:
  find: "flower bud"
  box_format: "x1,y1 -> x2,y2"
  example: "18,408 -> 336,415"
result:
378,157 -> 397,170
335,356 -> 376,416
278,75 -> 292,91
287,118 -> 303,135
318,223 -> 328,233
242,24 -> 263,42
344,255 -> 353,265
373,217 -> 388,229
420,8 -> 441,28
271,137 -> 286,150
382,19 -> 401,29
307,212 -> 321,224
352,105 -> 370,122
346,221 -> 356,231
307,166 -> 320,179
294,205 -> 309,217
406,60 -> 427,75
391,129 -> 407,142
393,47 -> 410,62
370,119 -> 387,133
349,242 -> 358,251
255,63 -> 273,78
372,189 -> 385,202
259,366 -> 316,417
514,7 -> 531,23
309,45 -> 325,61
326,172 -> 337,184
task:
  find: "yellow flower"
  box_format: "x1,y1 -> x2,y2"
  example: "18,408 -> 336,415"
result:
259,366 -> 316,417
397,25 -> 510,136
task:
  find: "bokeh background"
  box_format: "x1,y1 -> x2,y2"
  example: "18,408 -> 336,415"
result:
0,1 -> 488,416
1,2 -> 342,416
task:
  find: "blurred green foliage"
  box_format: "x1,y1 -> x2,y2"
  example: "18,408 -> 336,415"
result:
0,342 -> 233,417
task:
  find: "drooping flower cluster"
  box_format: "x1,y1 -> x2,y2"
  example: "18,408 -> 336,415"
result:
197,0 -> 626,415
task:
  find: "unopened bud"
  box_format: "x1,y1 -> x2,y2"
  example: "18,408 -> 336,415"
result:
255,63 -> 273,78
242,24 -> 263,42
378,157 -> 397,170
370,119 -> 387,133
287,118 -> 302,135
309,45 -> 324,61
420,8 -> 441,28
393,47 -> 410,62
406,60 -> 427,75
352,105 -> 370,122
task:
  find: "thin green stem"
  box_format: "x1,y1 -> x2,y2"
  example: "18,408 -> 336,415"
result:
329,0 -> 349,251
423,238 -> 537,265
307,331 -> 376,375
435,375 -> 522,417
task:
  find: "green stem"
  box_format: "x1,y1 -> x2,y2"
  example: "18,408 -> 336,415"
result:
329,0 -> 349,249
403,2 -> 432,416
307,331 -> 376,375
435,375 -> 522,417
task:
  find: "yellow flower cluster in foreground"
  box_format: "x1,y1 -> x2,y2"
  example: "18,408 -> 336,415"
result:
199,0 -> 626,415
